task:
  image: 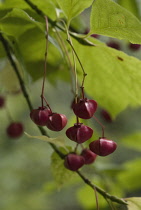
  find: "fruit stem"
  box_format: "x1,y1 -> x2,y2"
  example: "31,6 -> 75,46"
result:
93,186 -> 99,210
74,143 -> 79,153
66,39 -> 87,99
41,16 -> 49,108
93,115 -> 105,137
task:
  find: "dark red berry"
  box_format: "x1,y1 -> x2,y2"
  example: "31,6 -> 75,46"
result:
73,98 -> 97,119
66,123 -> 93,143
30,107 -> 52,126
107,41 -> 120,50
7,122 -> 24,139
101,109 -> 112,123
64,153 -> 85,171
46,113 -> 67,131
81,149 -> 97,164
89,138 -> 117,156
0,96 -> 5,108
129,43 -> 141,51
91,34 -> 99,39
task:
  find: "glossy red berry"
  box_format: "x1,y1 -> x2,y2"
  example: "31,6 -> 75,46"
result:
73,98 -> 97,119
107,41 -> 120,50
64,153 -> 85,171
7,122 -> 24,139
81,149 -> 97,164
0,96 -> 5,108
46,113 -> 67,131
66,123 -> 93,143
101,109 -> 112,123
89,138 -> 117,156
30,107 -> 52,126
129,43 -> 141,51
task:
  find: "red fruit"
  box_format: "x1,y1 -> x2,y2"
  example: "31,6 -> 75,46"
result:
7,122 -> 24,139
89,138 -> 117,156
91,34 -> 99,39
107,41 -> 120,50
64,153 -> 85,171
101,109 -> 112,123
46,113 -> 67,131
81,149 -> 97,164
0,96 -> 5,108
30,107 -> 52,126
66,123 -> 93,143
73,98 -> 97,119
129,43 -> 141,51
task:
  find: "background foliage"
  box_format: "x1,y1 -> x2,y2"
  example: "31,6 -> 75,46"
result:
0,0 -> 141,209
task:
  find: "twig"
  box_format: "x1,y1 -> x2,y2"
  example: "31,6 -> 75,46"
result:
76,170 -> 127,205
0,32 -> 65,159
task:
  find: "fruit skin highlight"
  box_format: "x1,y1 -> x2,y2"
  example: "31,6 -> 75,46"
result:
7,122 -> 24,139
73,98 -> 97,119
66,123 -> 93,143
89,138 -> 117,156
64,153 -> 85,171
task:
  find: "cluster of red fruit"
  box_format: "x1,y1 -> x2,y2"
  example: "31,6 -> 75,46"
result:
0,96 -> 24,139
30,97 -> 117,171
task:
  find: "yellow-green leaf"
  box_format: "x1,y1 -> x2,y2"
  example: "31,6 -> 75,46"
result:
90,0 -> 141,44
25,132 -> 67,150
125,197 -> 141,210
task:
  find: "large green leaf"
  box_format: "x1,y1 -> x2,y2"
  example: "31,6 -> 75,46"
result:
56,0 -> 93,24
118,0 -> 140,19
90,0 -> 141,44
125,197 -> 141,210
51,152 -> 76,188
72,37 -> 141,118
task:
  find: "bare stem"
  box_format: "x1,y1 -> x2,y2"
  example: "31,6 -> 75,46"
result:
66,39 -> 87,99
93,115 -> 105,137
41,16 -> 49,107
93,186 -> 99,210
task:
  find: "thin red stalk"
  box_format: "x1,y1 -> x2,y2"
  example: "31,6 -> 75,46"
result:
66,39 -> 87,99
41,16 -> 49,108
93,115 -> 105,137
93,186 -> 99,210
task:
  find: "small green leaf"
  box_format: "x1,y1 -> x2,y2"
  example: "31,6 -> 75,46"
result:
51,152 -> 75,188
25,132 -> 67,150
125,197 -> 141,210
90,0 -> 141,44
56,0 -> 93,24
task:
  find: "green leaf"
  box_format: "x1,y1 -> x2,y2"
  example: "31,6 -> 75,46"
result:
121,132 -> 141,151
125,197 -> 141,210
117,159 -> 141,191
25,132 -> 68,150
0,8 -> 44,37
51,152 -> 76,188
72,37 -> 141,118
117,0 -> 140,19
56,0 -> 93,24
90,0 -> 141,44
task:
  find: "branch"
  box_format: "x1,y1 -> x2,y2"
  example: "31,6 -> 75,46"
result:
0,29 -> 127,207
0,32 -> 65,159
